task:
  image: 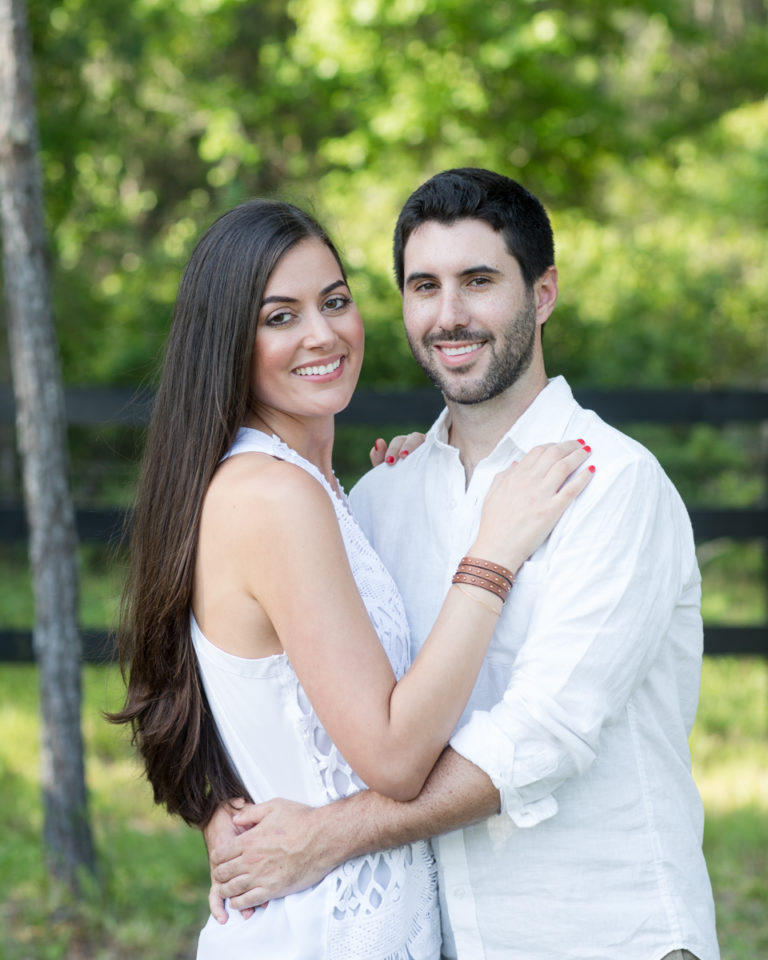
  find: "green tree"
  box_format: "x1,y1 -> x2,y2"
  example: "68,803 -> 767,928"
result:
4,0 -> 765,393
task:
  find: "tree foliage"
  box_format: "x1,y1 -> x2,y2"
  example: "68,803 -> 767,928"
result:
7,0 -> 767,390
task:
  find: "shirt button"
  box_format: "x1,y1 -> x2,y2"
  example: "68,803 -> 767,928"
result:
453,887 -> 466,900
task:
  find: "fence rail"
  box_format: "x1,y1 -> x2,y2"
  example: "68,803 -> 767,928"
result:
1,385 -> 766,662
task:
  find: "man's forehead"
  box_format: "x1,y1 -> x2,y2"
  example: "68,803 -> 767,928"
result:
403,218 -> 513,272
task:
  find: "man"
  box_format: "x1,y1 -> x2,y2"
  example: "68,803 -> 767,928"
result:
206,169 -> 719,960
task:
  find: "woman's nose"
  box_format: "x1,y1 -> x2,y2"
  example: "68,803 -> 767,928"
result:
303,309 -> 336,348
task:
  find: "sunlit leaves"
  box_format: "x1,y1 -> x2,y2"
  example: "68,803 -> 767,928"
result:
13,0 -> 768,391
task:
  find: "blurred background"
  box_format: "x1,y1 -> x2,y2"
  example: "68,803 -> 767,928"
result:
0,0 -> 766,957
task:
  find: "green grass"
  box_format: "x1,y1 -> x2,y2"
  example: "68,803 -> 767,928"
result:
0,543 -> 125,630
692,657 -> 768,956
0,658 -> 766,958
0,665 -> 207,960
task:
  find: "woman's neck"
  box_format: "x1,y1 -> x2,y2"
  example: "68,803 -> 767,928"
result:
246,409 -> 337,489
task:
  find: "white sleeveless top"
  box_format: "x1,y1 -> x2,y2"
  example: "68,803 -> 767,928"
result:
194,428 -> 441,960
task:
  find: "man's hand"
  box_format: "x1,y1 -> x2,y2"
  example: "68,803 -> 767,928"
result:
210,799 -> 334,912
203,799 -> 255,923
205,750 -> 500,918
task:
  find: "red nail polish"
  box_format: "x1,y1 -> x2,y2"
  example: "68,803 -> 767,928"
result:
582,445 -> 591,453
400,450 -> 409,458
386,455 -> 395,464
577,438 -> 585,445
588,465 -> 596,473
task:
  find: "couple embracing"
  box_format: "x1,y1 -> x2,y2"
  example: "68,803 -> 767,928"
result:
112,168 -> 718,960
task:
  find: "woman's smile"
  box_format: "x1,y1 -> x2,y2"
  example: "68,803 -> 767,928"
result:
292,355 -> 345,378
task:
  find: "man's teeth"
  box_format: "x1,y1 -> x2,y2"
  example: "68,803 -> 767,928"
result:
442,343 -> 482,357
295,358 -> 342,376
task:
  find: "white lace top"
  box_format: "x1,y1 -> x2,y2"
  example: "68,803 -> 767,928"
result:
193,428 -> 441,960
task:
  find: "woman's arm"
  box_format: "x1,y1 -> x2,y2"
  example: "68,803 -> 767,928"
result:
206,748 -> 497,917
204,441 -> 592,801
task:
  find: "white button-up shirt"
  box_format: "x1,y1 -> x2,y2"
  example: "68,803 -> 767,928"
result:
350,377 -> 719,960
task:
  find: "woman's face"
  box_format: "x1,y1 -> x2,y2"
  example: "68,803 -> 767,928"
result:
250,237 -> 364,423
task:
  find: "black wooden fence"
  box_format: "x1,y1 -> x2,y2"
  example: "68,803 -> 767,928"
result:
1,385 -> 767,661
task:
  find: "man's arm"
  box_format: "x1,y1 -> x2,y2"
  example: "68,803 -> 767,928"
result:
449,454 -> 699,825
209,747 -> 499,911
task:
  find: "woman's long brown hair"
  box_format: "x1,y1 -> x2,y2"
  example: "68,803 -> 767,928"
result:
108,199 -> 347,826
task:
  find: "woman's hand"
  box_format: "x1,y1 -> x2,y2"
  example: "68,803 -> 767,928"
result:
369,432 -> 426,467
471,440 -> 595,577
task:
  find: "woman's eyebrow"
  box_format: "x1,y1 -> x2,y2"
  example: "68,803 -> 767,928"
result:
261,279 -> 346,307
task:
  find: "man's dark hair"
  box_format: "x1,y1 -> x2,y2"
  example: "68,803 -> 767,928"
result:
393,168 -> 555,291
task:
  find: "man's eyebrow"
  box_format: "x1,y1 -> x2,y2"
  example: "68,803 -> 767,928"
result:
405,265 -> 502,287
260,279 -> 347,307
404,271 -> 437,287
459,264 -> 501,277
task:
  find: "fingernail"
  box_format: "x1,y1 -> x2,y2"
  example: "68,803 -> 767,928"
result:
581,445 -> 591,453
588,465 -> 596,473
577,438 -> 585,445
400,450 -> 409,458
386,456 -> 395,464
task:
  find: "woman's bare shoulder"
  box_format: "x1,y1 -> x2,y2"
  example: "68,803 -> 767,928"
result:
204,452 -> 336,536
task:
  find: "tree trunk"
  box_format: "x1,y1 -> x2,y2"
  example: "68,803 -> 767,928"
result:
0,0 -> 95,886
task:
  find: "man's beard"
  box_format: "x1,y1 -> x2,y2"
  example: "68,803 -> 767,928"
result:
407,297 -> 537,405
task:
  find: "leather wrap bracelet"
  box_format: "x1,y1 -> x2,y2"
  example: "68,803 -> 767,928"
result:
452,556 -> 515,603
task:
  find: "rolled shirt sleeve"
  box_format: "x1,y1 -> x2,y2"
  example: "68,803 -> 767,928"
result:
450,454 -> 700,826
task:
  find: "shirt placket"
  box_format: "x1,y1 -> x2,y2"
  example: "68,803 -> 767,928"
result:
430,443 -> 476,573
435,443 -> 521,960
426,453 -> 484,957
436,827 -> 485,959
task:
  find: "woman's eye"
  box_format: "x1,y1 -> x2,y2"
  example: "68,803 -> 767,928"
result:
324,295 -> 350,311
265,311 -> 294,326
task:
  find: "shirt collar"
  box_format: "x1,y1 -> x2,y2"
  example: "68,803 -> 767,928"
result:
424,376 -> 578,459
505,376 -> 578,453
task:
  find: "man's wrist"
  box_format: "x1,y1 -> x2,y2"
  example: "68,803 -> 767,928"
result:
311,792 -> 388,866
296,750 -> 503,875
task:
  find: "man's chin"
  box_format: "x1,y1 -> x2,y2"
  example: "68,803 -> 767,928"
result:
433,375 -> 497,406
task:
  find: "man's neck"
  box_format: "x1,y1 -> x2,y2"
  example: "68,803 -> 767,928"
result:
447,369 -> 548,484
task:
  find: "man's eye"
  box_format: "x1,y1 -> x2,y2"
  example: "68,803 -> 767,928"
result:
468,276 -> 490,286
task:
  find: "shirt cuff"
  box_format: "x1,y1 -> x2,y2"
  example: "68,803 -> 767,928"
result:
450,711 -> 559,828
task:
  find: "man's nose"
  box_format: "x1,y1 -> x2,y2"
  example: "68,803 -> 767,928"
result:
437,289 -> 470,331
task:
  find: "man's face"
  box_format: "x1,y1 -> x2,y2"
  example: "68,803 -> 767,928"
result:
401,219 -> 542,405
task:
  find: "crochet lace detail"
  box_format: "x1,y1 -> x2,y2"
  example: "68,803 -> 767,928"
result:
227,431 -> 441,959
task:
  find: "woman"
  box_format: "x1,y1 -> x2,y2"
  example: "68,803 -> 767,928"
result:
110,199 -> 592,959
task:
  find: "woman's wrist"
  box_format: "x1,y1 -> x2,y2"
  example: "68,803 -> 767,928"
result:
452,582 -> 504,616
451,554 -> 516,608
465,542 -> 526,580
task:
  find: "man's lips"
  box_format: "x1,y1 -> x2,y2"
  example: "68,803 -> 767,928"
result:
433,340 -> 486,367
